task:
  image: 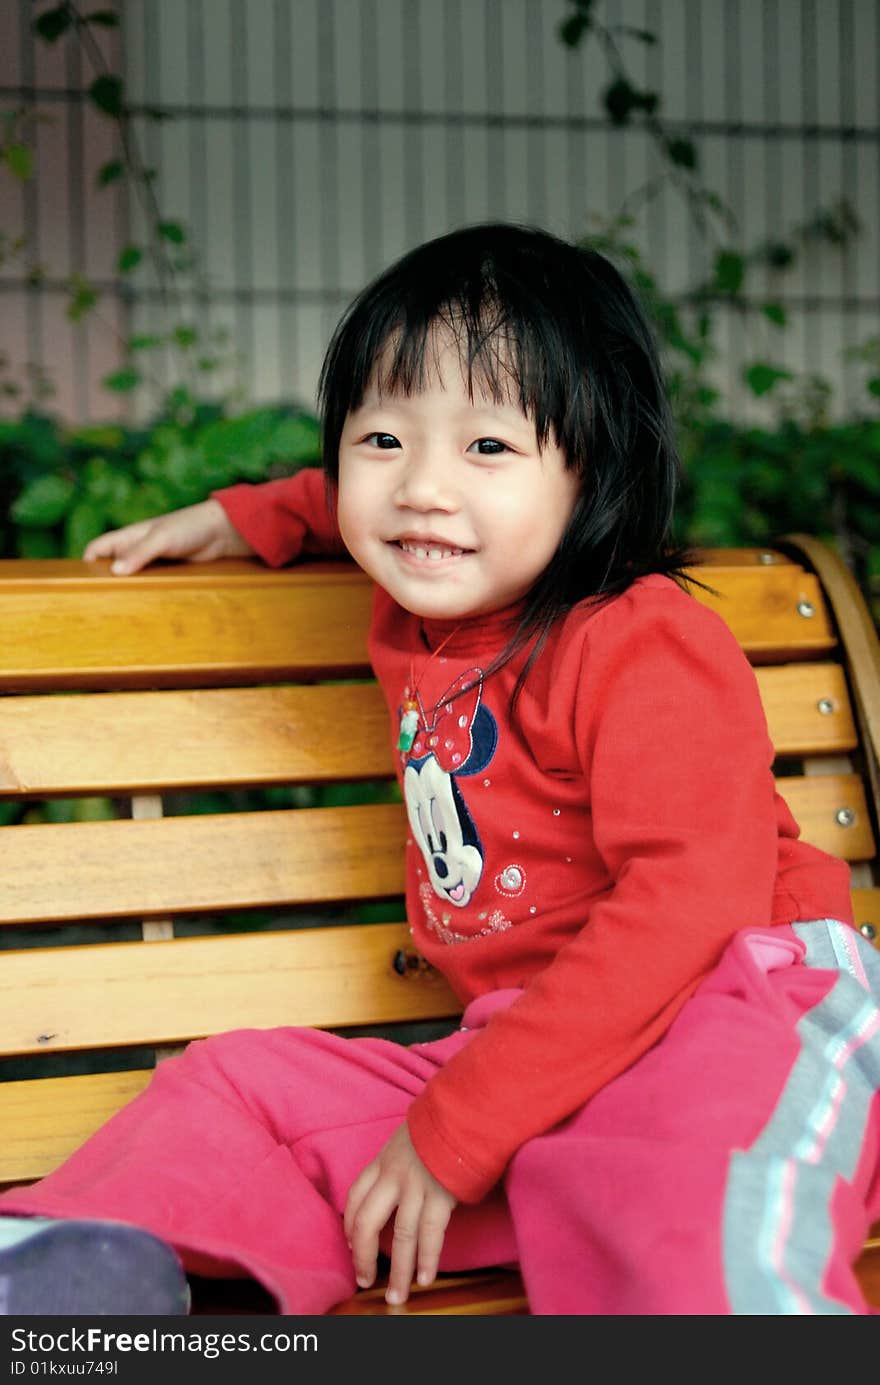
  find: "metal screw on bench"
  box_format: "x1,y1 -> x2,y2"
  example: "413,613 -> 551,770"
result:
817,698 -> 836,715
860,923 -> 877,941
393,948 -> 428,976
759,552 -> 775,564
836,807 -> 856,827
797,600 -> 815,618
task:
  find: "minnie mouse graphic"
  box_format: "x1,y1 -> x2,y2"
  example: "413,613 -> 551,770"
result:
400,669 -> 497,909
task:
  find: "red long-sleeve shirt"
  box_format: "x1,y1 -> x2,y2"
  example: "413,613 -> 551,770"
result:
215,469 -> 854,1202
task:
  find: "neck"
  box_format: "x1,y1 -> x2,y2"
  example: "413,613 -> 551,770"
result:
420,600 -> 526,654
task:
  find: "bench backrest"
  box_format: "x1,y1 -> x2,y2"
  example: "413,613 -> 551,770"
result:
1,542 -> 878,1188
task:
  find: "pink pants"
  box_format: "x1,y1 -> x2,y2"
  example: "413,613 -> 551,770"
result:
3,920 -> 880,1315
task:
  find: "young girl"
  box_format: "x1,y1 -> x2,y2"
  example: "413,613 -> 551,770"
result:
2,223 -> 878,1316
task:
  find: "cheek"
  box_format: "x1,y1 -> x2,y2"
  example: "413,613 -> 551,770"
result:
336,462 -> 374,547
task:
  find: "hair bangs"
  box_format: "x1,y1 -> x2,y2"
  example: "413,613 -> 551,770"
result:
318,245 -> 577,475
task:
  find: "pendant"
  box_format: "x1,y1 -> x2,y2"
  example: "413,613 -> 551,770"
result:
397,701 -> 419,753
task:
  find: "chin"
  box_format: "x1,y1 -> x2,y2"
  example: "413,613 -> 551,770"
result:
397,593 -> 476,621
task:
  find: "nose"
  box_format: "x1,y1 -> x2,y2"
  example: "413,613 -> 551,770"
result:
393,450 -> 457,513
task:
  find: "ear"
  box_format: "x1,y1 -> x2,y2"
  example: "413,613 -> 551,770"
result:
456,705 -> 497,777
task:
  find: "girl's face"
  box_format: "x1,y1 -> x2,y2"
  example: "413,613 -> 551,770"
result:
336,337 -> 580,622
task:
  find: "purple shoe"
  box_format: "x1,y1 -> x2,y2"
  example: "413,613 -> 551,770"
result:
0,1217 -> 190,1316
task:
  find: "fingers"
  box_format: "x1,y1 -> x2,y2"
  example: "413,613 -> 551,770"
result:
103,529 -> 175,575
386,1193 -> 451,1306
346,1176 -> 452,1305
345,1125 -> 456,1306
82,521 -> 154,571
385,1190 -> 422,1305
82,520 -> 176,575
80,500 -> 244,574
344,1164 -> 391,1291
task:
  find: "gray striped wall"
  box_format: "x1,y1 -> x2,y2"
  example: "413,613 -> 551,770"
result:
1,0 -> 877,422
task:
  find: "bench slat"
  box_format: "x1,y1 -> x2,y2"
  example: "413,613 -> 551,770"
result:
0,803 -> 407,925
327,1270 -> 528,1315
0,1071 -> 152,1185
0,570 -> 373,690
755,664 -> 856,754
689,569 -> 835,658
0,684 -> 393,796
852,887 -> 880,938
1,778 -> 872,927
0,562 -> 835,693
776,774 -> 876,863
0,664 -> 858,798
0,924 -> 459,1057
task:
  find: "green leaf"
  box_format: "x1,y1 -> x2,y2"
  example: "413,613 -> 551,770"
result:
66,275 -> 99,322
128,333 -> 164,352
603,77 -> 639,126
89,75 -> 125,118
836,453 -> 880,495
35,800 -> 75,824
84,10 -> 119,26
11,471 -> 77,526
82,456 -> 133,509
65,496 -> 108,556
867,377 -> 880,399
34,6 -> 72,42
106,482 -> 174,527
157,220 -> 186,245
117,245 -> 142,273
3,143 -> 33,181
764,241 -> 795,270
70,423 -> 125,449
602,77 -> 658,125
558,13 -> 590,47
102,367 -> 141,393
665,138 -> 696,171
761,302 -> 788,328
103,475 -> 137,528
713,250 -> 745,296
743,362 -> 793,397
98,159 -> 124,186
267,413 -> 322,464
172,324 -> 198,348
71,797 -> 116,822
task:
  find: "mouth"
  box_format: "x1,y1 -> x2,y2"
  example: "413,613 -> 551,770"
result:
394,538 -> 472,563
446,882 -> 467,903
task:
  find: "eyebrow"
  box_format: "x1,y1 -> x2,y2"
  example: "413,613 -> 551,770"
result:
354,394 -> 533,428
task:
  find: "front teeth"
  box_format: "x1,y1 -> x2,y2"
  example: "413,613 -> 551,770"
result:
402,541 -> 464,561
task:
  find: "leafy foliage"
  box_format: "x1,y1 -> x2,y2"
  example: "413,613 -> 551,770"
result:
1,402 -> 322,560
578,220 -> 880,624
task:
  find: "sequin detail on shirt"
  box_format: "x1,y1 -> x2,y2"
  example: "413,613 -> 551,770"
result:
419,881 -> 512,946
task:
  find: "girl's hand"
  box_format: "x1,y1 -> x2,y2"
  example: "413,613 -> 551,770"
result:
344,1122 -> 457,1306
82,499 -> 256,575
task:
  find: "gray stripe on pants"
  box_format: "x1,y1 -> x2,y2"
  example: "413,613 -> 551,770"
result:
723,921 -> 880,1315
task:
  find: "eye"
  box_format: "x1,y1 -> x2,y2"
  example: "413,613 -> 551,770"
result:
468,438 -> 508,456
363,432 -> 400,449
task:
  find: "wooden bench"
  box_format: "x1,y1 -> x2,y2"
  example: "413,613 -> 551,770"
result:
0,536 -> 878,1314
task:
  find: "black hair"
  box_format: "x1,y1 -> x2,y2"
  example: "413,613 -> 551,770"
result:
317,221 -> 710,696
